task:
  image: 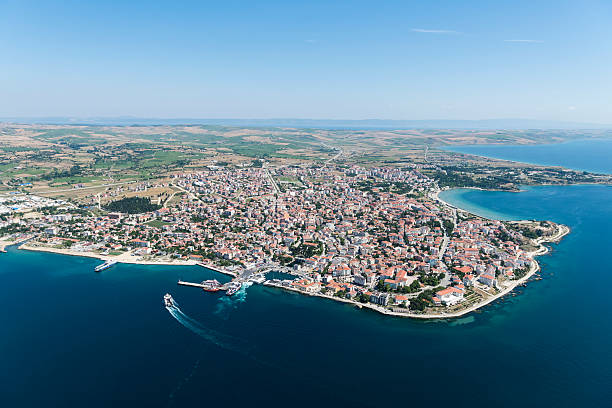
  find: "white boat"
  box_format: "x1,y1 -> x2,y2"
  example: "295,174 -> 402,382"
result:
163,293 -> 175,308
225,281 -> 242,296
201,279 -> 221,292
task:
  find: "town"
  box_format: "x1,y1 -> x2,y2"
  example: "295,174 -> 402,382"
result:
0,164 -> 563,317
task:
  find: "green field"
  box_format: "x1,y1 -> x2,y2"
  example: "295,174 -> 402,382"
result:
145,219 -> 171,228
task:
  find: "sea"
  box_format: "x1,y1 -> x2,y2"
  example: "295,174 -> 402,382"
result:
445,138 -> 612,174
1,139 -> 612,407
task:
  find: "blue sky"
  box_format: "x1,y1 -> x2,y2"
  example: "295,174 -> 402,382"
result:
1,0 -> 611,122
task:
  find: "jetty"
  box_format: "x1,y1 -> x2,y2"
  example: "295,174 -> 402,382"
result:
178,262 -> 287,293
178,280 -> 211,289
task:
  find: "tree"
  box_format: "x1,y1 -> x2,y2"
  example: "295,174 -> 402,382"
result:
104,197 -> 161,214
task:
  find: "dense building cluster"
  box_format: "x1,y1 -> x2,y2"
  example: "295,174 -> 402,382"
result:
3,164 -> 538,313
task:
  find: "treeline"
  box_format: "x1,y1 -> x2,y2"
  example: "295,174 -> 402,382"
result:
433,170 -> 515,190
104,197 -> 161,214
40,165 -> 83,181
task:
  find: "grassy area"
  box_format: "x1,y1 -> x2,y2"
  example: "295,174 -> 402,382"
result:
48,175 -> 101,186
93,159 -> 135,170
145,219 -> 171,228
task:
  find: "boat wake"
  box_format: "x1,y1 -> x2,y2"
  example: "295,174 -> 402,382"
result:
167,357 -> 201,407
214,282 -> 253,319
165,301 -> 248,355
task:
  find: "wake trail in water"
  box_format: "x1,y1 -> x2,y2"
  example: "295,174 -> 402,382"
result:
166,304 -> 248,355
167,357 -> 201,408
214,282 -> 252,319
164,294 -> 277,372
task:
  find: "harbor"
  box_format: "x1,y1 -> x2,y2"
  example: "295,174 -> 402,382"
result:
179,262 -> 291,296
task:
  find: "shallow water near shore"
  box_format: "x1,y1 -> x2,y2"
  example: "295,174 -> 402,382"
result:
1,182 -> 612,407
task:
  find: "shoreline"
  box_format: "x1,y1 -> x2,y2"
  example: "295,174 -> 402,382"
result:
0,234 -> 36,253
440,142 -> 612,178
433,188 -> 518,221
10,189 -> 570,320
18,243 -> 198,267
265,223 -> 569,320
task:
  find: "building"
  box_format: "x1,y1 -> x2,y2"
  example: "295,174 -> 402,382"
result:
435,287 -> 464,306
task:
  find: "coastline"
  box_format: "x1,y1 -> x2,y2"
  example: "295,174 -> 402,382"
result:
265,223 -> 569,320
11,189 -> 570,320
0,234 -> 36,253
432,188 -> 518,221
441,141 -> 612,177
18,243 -> 198,267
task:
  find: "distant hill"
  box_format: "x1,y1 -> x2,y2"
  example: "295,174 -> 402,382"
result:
2,117 -> 611,130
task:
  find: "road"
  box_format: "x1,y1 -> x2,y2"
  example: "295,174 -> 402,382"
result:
172,184 -> 204,204
438,235 -> 449,260
235,262 -> 277,282
321,143 -> 343,168
264,167 -> 280,194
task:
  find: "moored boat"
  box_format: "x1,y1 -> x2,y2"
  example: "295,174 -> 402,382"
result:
201,279 -> 221,292
225,281 -> 242,296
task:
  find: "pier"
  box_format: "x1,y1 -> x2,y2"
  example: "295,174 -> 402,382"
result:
177,280 -> 212,289
178,262 -> 289,293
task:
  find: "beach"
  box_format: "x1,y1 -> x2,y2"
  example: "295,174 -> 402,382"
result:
18,243 -> 198,267
5,188 -> 570,321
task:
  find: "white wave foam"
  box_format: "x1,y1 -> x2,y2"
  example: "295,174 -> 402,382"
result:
165,302 -> 248,355
214,282 -> 253,319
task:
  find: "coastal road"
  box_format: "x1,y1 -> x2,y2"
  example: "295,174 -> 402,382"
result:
236,262 -> 277,282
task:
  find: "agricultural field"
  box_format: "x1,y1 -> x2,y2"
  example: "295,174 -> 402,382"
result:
0,123 -> 610,202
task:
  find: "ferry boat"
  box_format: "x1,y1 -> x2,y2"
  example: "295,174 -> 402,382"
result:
94,260 -> 117,272
225,281 -> 242,296
201,279 -> 221,292
163,293 -> 175,308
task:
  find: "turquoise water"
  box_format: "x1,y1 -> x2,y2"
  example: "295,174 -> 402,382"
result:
445,138 -> 612,174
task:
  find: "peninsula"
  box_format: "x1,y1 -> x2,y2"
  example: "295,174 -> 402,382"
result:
0,125 -> 573,318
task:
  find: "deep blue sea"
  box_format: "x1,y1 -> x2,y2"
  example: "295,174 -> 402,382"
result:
2,141 -> 612,407
445,138 -> 612,174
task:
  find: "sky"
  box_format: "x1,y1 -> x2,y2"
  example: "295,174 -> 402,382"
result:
1,0 -> 611,123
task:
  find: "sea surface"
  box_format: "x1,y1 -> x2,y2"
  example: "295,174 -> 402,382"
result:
444,138 -> 612,174
2,142 -> 612,407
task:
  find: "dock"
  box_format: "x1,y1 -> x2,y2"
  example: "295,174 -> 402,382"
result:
178,262 -> 284,293
177,280 -> 210,289
195,262 -> 238,277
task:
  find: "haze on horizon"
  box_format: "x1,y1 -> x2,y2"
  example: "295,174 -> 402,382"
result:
1,0 -> 611,124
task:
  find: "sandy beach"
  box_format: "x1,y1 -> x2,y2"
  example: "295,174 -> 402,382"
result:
19,243 -> 198,267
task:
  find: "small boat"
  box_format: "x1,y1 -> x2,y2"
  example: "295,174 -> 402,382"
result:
164,293 -> 175,308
